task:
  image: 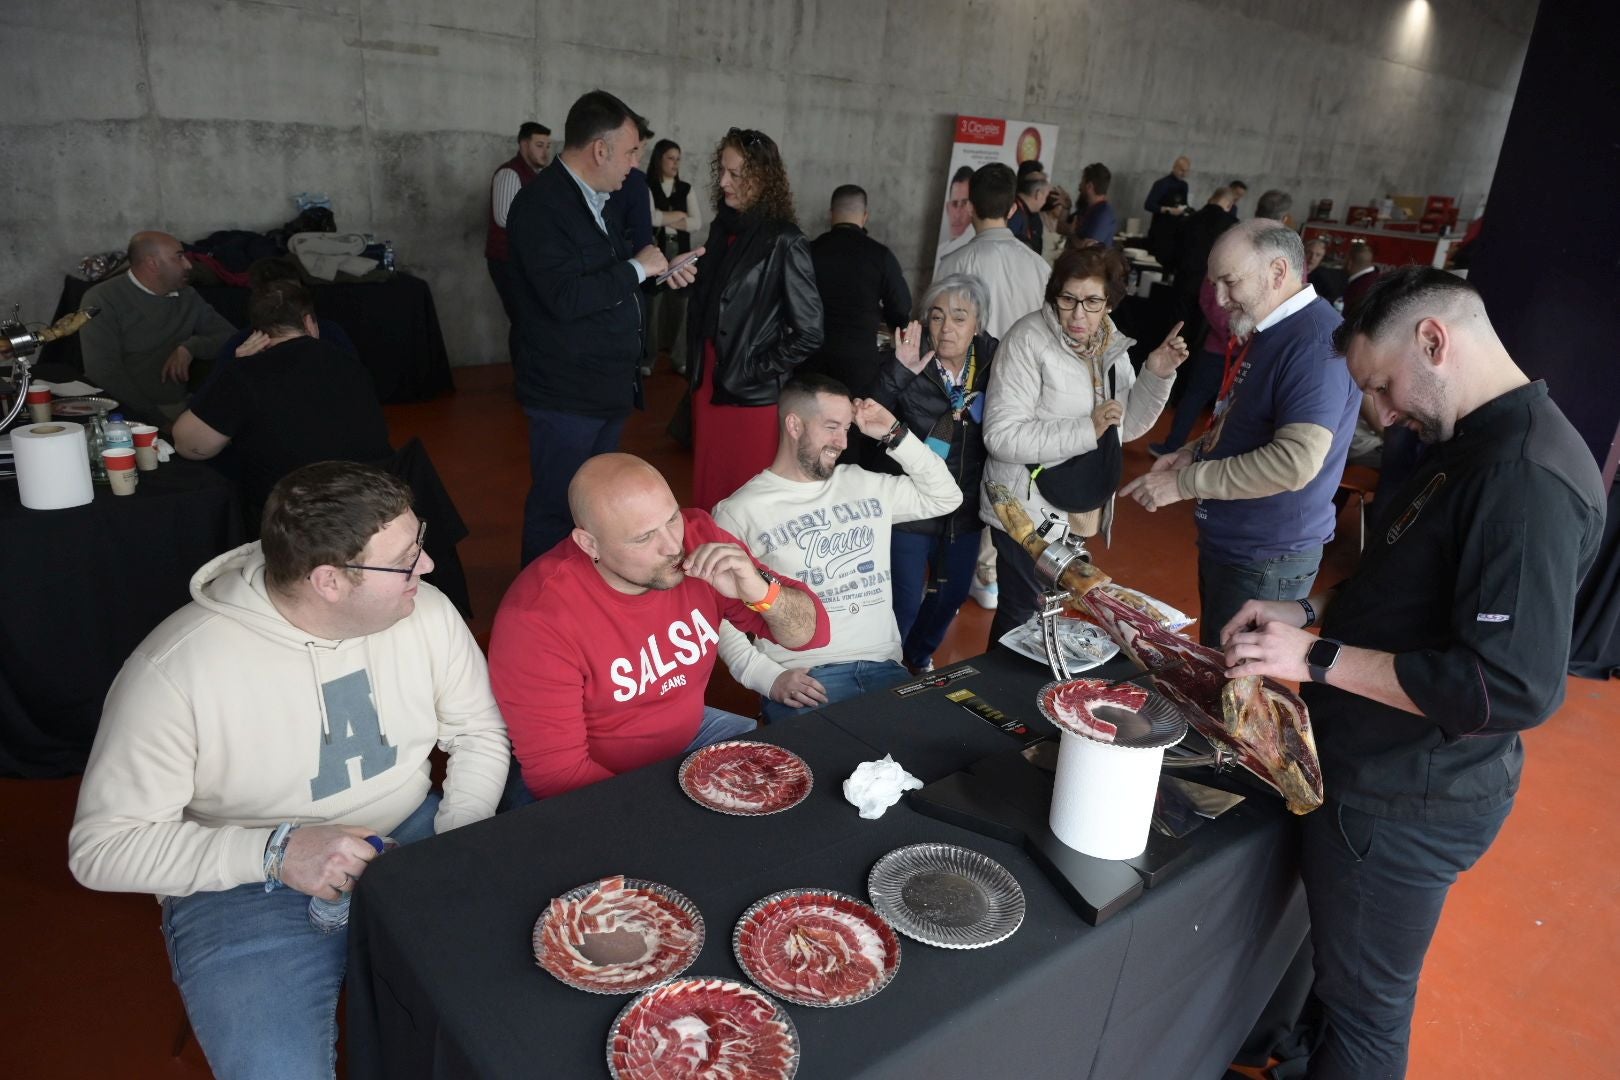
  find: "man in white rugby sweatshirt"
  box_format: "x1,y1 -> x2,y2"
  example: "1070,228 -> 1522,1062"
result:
715,373 -> 962,722
68,461 -> 509,1080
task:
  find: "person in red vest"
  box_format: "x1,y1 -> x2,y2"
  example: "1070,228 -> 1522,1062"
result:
487,121 -> 552,364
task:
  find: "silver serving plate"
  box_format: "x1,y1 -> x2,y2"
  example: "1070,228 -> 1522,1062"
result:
606,976 -> 800,1080
867,843 -> 1025,950
46,394 -> 119,417
533,876 -> 704,995
733,888 -> 902,1008
677,740 -> 813,817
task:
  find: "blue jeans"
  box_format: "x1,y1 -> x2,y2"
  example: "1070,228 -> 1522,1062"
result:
892,529 -> 981,668
1300,799 -> 1512,1079
160,793 -> 441,1080
1161,347 -> 1224,450
521,407 -> 628,566
1196,546 -> 1322,648
759,660 -> 910,724
499,709 -> 756,812
683,706 -> 758,750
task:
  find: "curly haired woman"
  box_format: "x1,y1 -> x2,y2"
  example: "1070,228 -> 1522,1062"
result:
685,128 -> 825,511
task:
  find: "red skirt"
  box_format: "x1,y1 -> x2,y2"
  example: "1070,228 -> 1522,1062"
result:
691,340 -> 779,512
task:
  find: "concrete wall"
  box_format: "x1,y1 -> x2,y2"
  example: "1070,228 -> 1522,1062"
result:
0,0 -> 1535,368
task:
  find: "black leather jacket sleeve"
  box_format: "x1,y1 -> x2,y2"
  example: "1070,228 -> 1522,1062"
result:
725,230 -> 825,397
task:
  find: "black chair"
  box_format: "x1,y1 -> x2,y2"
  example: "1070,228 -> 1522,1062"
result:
376,437 -> 473,619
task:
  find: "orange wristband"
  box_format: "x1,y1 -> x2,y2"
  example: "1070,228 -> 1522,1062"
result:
745,577 -> 782,613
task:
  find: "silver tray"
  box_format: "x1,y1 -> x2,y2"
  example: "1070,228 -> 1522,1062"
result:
677,740 -> 812,816
733,888 -> 902,1008
533,876 -> 704,995
47,395 -> 119,417
606,976 -> 800,1080
867,843 -> 1025,950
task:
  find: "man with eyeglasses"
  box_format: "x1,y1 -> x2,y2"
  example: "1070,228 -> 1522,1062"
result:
70,461 -> 510,1080
1122,219 -> 1361,645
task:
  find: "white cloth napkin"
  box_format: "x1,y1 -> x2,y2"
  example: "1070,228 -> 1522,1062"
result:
842,755 -> 923,820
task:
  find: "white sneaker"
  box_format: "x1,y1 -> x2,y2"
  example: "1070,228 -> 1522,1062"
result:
969,578 -> 999,610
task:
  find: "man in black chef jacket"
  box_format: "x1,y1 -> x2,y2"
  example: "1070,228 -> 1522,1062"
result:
1218,267 -> 1606,1080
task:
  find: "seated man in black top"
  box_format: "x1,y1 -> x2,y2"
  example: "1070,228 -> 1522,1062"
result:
1219,268 -> 1606,1079
173,278 -> 393,522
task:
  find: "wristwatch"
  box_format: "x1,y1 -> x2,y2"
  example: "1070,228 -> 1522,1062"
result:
1307,638 -> 1343,684
744,568 -> 782,613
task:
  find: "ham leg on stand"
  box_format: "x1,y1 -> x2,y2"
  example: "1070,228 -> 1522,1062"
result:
987,482 -> 1324,815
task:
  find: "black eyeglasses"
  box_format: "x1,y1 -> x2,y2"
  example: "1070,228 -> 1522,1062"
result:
343,521 -> 427,577
727,127 -> 766,150
1055,293 -> 1109,313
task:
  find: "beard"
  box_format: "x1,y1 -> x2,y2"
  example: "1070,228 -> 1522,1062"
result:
797,443 -> 838,481
1403,365 -> 1452,443
621,555 -> 686,592
1228,309 -> 1256,340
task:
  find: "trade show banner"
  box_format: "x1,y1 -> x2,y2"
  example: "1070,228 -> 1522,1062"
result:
934,115 -> 1061,268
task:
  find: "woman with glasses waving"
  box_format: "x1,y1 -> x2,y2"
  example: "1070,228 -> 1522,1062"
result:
979,245 -> 1190,641
874,273 -> 999,673
685,127 -> 824,511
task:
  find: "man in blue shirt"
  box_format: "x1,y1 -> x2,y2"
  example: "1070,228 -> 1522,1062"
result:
1065,162 -> 1118,247
1121,219 -> 1360,645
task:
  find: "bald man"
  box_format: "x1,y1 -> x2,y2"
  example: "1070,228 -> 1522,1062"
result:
489,454 -> 831,799
1144,155 -> 1192,218
1122,219 -> 1360,646
79,231 -> 236,425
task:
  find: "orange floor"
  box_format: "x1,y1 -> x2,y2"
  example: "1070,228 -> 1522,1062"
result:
2,363 -> 1615,1078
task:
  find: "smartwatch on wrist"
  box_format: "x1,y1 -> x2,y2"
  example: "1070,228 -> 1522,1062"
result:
1307,637 -> 1343,684
744,569 -> 782,613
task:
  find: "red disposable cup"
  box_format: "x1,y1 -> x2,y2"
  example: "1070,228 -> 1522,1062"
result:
102,448 -> 137,471
25,384 -> 52,405
130,424 -> 159,448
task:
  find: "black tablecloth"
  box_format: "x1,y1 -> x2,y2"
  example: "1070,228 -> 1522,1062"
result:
42,272 -> 454,403
0,459 -> 244,776
347,649 -> 1308,1080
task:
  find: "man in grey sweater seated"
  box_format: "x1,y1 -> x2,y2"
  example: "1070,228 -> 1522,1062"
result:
80,231 -> 236,425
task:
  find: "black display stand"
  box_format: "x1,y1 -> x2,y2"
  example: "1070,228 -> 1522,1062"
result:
908,743 -> 1192,926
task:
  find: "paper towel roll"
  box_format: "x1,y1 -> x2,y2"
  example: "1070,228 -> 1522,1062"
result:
1048,729 -> 1165,860
13,422 -> 95,510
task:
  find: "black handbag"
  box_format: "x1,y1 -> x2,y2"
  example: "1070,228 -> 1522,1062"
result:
1026,368 -> 1122,513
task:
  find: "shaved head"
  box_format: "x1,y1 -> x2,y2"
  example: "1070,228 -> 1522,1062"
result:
127,230 -> 178,264
569,453 -> 673,536
127,230 -> 190,293
568,454 -> 687,593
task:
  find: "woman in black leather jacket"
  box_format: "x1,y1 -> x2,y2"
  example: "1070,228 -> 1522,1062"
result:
874,272 -> 999,671
686,127 -> 824,511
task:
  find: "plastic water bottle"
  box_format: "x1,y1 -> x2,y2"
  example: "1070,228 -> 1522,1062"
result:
382,241 -> 395,272
103,413 -> 134,451
307,834 -> 396,934
86,415 -> 108,480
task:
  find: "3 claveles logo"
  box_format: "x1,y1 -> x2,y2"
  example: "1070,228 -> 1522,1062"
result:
956,116 -> 1005,144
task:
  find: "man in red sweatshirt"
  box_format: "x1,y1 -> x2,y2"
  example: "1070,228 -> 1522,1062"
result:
490,453 -> 830,798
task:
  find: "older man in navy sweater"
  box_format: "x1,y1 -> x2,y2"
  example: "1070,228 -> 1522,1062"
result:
1123,219 -> 1360,645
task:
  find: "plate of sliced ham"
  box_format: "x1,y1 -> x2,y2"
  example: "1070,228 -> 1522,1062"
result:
733,889 -> 902,1008
533,875 -> 704,994
607,976 -> 800,1080
678,741 -> 813,816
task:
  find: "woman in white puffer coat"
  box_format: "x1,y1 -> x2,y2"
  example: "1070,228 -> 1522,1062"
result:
979,244 -> 1190,640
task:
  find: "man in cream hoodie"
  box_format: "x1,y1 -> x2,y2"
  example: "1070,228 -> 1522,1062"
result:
69,461 -> 509,1080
